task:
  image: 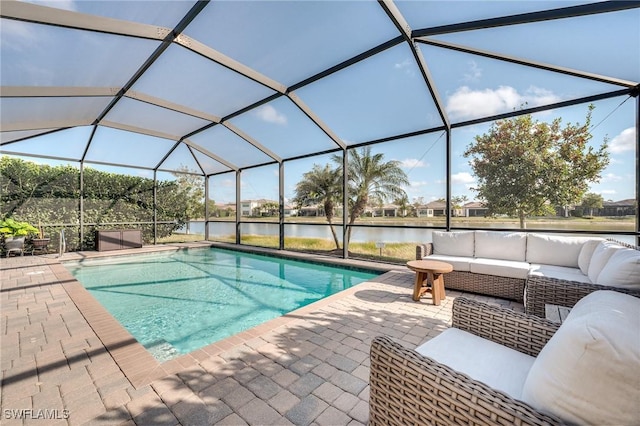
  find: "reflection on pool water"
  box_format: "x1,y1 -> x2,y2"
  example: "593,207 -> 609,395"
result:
64,248 -> 379,361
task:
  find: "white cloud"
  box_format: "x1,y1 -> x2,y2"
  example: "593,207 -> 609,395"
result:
221,179 -> 235,187
394,58 -> 416,76
446,85 -> 561,121
609,127 -> 635,153
0,20 -> 37,50
255,105 -> 287,125
410,180 -> 428,187
401,158 -> 426,168
451,172 -> 475,184
599,189 -> 617,195
1,0 -> 78,50
463,60 -> 482,83
394,58 -> 413,70
602,173 -> 622,182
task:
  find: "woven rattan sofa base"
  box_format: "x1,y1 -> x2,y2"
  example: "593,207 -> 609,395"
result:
370,298 -> 563,426
416,244 -> 525,302
445,270 -> 525,302
525,276 -> 640,317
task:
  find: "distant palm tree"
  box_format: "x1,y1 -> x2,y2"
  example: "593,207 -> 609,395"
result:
333,147 -> 409,246
293,163 -> 342,249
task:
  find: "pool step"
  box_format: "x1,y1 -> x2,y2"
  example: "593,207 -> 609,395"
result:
145,339 -> 180,362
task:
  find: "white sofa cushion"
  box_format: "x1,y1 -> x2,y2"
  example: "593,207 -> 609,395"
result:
470,258 -> 530,280
424,254 -> 472,272
416,328 -> 535,400
595,248 -> 640,288
474,231 -> 527,262
528,264 -> 592,284
577,238 -> 604,275
526,234 -> 591,268
521,291 -> 640,425
432,231 -> 474,257
587,241 -> 624,283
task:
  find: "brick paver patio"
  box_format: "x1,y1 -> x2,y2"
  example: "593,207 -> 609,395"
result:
1,244 -> 522,425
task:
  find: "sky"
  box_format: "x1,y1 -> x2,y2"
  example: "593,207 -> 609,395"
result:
1,1 -> 638,207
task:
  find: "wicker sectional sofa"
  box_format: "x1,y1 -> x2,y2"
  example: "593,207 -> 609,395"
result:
370,292 -> 640,425
415,230 -> 640,315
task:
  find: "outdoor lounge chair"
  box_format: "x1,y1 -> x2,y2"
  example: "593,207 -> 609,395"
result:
370,292 -> 639,425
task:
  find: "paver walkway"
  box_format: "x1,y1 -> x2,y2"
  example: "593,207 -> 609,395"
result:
1,246 -> 522,425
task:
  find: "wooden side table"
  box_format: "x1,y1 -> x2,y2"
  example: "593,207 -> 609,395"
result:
406,260 -> 453,305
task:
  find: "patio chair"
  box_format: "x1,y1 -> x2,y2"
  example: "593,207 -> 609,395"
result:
370,291 -> 639,425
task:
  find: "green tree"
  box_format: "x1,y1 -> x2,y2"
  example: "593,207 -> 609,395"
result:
293,163 -> 342,249
463,106 -> 609,228
333,147 -> 409,245
173,167 -> 205,218
581,192 -> 604,217
393,194 -> 410,217
261,201 -> 279,217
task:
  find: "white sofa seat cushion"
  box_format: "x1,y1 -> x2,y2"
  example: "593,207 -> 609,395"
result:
416,328 -> 535,400
521,291 -> 640,425
595,248 -> 640,288
470,258 -> 530,280
528,264 -> 592,284
432,231 -> 474,257
526,234 -> 592,268
587,241 -> 625,282
423,254 -> 472,272
474,231 -> 527,262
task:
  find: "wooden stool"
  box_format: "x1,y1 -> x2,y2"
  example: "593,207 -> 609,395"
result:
406,260 -> 453,305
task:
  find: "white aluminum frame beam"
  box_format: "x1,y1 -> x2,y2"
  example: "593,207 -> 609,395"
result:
0,86 -> 118,97
0,0 -> 170,40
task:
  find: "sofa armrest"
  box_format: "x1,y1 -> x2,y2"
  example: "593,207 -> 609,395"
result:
452,297 -> 559,357
415,242 -> 433,260
524,276 -> 640,318
370,335 -> 564,426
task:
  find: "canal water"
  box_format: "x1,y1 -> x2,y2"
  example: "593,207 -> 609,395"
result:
181,220 -> 636,246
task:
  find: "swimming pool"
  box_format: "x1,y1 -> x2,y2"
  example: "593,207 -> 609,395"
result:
64,248 -> 379,361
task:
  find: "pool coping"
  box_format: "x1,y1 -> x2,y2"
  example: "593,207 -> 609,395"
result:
52,243 -> 403,389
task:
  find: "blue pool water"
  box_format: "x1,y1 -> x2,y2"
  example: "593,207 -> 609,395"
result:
64,248 -> 378,361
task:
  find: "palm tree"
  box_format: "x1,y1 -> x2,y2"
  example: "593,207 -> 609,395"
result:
333,147 -> 410,246
292,163 -> 342,249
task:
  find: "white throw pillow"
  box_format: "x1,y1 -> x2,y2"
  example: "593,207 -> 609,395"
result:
526,233 -> 591,268
595,248 -> 640,288
432,231 -> 474,257
474,231 -> 527,262
587,241 -> 624,283
521,291 -> 640,425
577,238 -> 604,275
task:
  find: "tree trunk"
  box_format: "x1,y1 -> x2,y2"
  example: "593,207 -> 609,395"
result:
324,201 -> 340,250
518,210 -> 526,229
328,224 -> 340,250
346,196 -> 367,247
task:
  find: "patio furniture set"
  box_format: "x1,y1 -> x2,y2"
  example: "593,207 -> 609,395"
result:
371,230 -> 639,425
415,230 -> 640,315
